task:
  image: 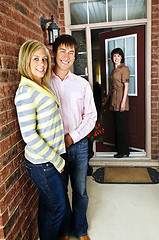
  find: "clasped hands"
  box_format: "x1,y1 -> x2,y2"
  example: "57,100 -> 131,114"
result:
65,133 -> 74,148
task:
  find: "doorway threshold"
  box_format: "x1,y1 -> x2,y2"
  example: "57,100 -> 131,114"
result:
89,152 -> 159,168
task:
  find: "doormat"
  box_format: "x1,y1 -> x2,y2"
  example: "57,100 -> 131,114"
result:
92,167 -> 159,184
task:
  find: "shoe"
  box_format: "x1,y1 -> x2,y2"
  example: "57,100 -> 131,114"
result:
87,164 -> 93,176
114,153 -> 129,158
78,236 -> 90,240
58,236 -> 70,240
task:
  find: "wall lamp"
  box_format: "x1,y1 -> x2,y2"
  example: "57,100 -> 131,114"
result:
40,15 -> 60,45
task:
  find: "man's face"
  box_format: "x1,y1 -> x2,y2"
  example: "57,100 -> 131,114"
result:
55,44 -> 75,73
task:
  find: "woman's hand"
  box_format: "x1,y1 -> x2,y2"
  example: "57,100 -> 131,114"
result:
120,100 -> 126,112
59,166 -> 65,174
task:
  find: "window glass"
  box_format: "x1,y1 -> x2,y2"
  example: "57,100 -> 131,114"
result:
69,0 -> 146,25
126,37 -> 135,56
88,0 -> 106,23
127,57 -> 135,75
70,2 -> 87,25
129,76 -> 135,94
105,34 -> 137,96
108,0 -> 126,22
127,0 -> 146,20
72,31 -> 88,80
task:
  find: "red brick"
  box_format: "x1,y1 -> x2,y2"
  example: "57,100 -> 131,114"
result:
0,227 -> 5,238
0,184 -> 5,201
0,96 -> 14,112
0,112 -> 7,126
1,145 -> 17,167
0,121 -> 16,141
10,130 -> 22,146
0,209 -> 9,226
0,185 -> 17,213
5,44 -> 19,58
7,108 -> 17,122
1,57 -> 17,70
21,177 -> 33,199
0,1 -> 12,16
0,161 -> 14,182
0,70 -> 9,83
0,28 -> 17,44
8,190 -> 23,216
0,42 -> 6,55
2,0 -> 14,7
8,71 -> 20,83
0,85 -> 5,98
16,140 -> 25,153
13,152 -> 24,169
15,171 -> 28,193
0,136 -> 11,155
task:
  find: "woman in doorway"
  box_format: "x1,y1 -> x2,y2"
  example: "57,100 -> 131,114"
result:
15,40 -> 66,240
103,47 -> 130,158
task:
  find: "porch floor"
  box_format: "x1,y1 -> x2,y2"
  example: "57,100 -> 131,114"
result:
69,172 -> 159,240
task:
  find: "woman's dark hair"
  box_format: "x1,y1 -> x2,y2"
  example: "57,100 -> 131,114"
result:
111,48 -> 125,63
53,34 -> 78,59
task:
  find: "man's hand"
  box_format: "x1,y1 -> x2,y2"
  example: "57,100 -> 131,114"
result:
65,133 -> 74,148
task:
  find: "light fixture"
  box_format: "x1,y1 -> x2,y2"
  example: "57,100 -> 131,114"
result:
40,15 -> 60,45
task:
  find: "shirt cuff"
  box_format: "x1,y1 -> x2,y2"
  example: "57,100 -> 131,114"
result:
70,130 -> 80,144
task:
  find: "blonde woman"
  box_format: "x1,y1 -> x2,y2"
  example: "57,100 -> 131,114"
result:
15,40 -> 66,240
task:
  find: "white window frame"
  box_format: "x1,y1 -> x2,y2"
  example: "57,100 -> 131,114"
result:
105,34 -> 137,96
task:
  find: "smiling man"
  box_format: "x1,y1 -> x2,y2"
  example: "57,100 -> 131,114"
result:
50,34 -> 97,240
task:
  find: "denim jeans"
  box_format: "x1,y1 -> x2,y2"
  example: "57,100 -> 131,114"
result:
25,159 -> 66,240
59,137 -> 89,238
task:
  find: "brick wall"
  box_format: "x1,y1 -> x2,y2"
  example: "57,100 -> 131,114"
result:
151,0 -> 159,160
0,0 -> 65,239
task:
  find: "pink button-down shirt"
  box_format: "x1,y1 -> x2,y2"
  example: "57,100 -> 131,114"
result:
50,71 -> 97,144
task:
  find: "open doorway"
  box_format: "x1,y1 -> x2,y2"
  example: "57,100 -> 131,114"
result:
91,26 -> 145,156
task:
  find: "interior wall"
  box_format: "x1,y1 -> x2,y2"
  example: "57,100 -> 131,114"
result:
0,0 -> 65,239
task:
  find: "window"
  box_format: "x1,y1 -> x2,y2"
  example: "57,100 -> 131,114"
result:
72,31 -> 88,80
105,34 -> 137,96
69,0 -> 146,25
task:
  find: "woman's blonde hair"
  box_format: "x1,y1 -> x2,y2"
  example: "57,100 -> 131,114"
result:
18,40 -> 51,86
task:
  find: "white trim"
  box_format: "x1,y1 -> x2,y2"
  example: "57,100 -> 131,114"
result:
145,0 -> 152,159
69,19 -> 147,31
86,25 -> 93,88
96,152 -> 146,157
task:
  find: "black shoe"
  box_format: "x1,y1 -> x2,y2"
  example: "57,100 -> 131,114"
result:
114,153 -> 129,158
87,164 -> 93,176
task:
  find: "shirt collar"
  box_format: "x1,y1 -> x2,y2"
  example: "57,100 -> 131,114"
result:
52,69 -> 72,81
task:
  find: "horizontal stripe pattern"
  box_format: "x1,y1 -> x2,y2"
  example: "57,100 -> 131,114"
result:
15,77 -> 65,172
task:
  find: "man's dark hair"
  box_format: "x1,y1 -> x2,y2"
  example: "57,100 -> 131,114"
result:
111,47 -> 125,64
53,34 -> 78,59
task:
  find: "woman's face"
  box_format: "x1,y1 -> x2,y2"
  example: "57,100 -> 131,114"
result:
113,53 -> 122,66
30,48 -> 48,84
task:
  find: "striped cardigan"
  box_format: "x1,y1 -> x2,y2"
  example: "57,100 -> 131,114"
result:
15,76 -> 65,172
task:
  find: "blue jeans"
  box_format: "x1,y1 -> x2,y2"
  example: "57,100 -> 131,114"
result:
25,159 -> 66,240
59,137 -> 89,238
